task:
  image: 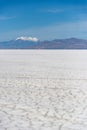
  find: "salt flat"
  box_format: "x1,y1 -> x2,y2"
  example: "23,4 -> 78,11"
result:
0,50 -> 87,130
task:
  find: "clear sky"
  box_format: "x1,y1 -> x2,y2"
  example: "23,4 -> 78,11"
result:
0,0 -> 87,41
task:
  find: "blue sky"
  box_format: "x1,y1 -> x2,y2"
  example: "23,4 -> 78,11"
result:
0,0 -> 87,41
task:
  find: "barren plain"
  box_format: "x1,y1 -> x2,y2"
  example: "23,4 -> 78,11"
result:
0,50 -> 87,130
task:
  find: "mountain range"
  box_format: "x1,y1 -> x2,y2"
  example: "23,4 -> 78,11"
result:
0,38 -> 87,49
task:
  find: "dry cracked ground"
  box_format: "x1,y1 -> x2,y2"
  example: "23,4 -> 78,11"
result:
0,50 -> 87,130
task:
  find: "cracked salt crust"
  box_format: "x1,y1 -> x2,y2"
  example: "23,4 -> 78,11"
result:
0,50 -> 87,130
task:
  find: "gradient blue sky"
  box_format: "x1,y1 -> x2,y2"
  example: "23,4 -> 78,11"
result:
0,0 -> 87,41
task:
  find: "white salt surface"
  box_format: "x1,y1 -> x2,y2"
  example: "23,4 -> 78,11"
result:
0,50 -> 87,130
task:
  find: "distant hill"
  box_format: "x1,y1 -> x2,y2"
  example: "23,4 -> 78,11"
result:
0,38 -> 87,49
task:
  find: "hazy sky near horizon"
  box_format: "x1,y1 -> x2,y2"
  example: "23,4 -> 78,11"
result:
0,0 -> 87,41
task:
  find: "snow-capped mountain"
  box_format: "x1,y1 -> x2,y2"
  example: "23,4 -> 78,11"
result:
0,37 -> 87,49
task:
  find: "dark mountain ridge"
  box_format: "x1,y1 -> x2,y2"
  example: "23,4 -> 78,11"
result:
0,38 -> 87,49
